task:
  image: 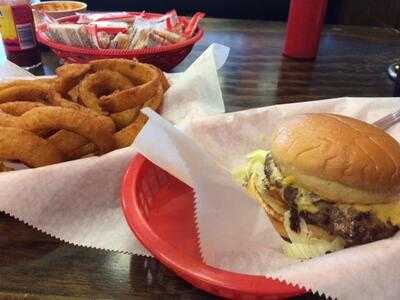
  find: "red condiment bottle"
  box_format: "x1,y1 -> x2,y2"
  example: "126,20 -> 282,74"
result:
0,0 -> 41,69
283,0 -> 328,60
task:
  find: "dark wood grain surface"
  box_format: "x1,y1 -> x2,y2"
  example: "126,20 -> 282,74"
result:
2,17 -> 400,299
339,0 -> 400,29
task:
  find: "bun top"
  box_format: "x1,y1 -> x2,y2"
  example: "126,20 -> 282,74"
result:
271,113 -> 400,198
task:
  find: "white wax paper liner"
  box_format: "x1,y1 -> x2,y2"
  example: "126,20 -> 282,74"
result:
134,99 -> 400,300
0,43 -> 229,256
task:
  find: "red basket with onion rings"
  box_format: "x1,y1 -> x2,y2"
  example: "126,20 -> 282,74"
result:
36,12 -> 204,71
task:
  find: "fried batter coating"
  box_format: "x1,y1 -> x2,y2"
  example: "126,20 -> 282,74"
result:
0,127 -> 64,167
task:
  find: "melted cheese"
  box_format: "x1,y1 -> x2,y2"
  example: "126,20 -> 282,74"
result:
297,194 -> 319,214
282,175 -> 295,187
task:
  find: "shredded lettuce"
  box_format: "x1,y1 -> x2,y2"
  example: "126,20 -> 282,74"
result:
282,211 -> 344,259
232,150 -> 268,196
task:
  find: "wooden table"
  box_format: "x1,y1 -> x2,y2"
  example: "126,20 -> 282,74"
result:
1,18 -> 400,299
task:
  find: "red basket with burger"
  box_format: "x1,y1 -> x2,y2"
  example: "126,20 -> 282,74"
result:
36,11 -> 205,71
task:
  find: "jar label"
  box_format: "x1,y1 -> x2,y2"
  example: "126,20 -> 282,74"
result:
0,4 -> 36,51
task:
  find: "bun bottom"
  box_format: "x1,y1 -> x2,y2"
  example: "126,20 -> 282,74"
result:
267,211 -> 289,239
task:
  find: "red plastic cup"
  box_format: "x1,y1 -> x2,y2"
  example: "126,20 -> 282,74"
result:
283,0 -> 328,60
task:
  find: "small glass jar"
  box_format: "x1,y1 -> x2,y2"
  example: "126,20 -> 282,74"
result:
0,0 -> 41,69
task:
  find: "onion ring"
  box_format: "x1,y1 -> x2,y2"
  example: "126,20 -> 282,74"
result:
0,110 -> 51,137
17,107 -> 116,154
67,84 -> 81,102
149,65 -> 170,91
98,84 -> 157,113
89,58 -> 140,82
79,70 -> 134,113
48,89 -> 95,112
0,102 -> 46,116
0,107 -> 115,155
90,59 -> 161,87
110,108 -> 140,130
90,59 -> 169,92
54,63 -> 91,95
91,60 -> 167,113
0,111 -> 18,127
0,79 -> 52,91
68,142 -> 97,160
0,127 -> 64,167
70,83 -> 163,153
0,85 -> 49,103
114,84 -> 163,148
98,64 -> 162,113
48,130 -> 89,158
114,113 -> 148,148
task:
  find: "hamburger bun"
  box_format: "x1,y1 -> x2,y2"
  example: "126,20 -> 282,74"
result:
271,113 -> 400,204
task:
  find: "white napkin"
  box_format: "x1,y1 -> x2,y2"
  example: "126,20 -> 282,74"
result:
0,43 -> 229,256
134,98 -> 400,300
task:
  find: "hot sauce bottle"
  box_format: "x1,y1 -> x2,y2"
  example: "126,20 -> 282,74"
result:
283,0 -> 328,60
0,0 -> 41,69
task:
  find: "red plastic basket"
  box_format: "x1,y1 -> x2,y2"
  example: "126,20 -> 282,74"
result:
36,13 -> 204,71
121,154 -> 306,299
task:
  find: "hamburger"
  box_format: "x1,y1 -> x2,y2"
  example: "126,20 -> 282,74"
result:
234,113 -> 400,259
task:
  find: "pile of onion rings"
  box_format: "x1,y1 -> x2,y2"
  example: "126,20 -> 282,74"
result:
0,58 -> 167,171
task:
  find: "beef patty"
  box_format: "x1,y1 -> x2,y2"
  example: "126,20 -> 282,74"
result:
299,202 -> 398,246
